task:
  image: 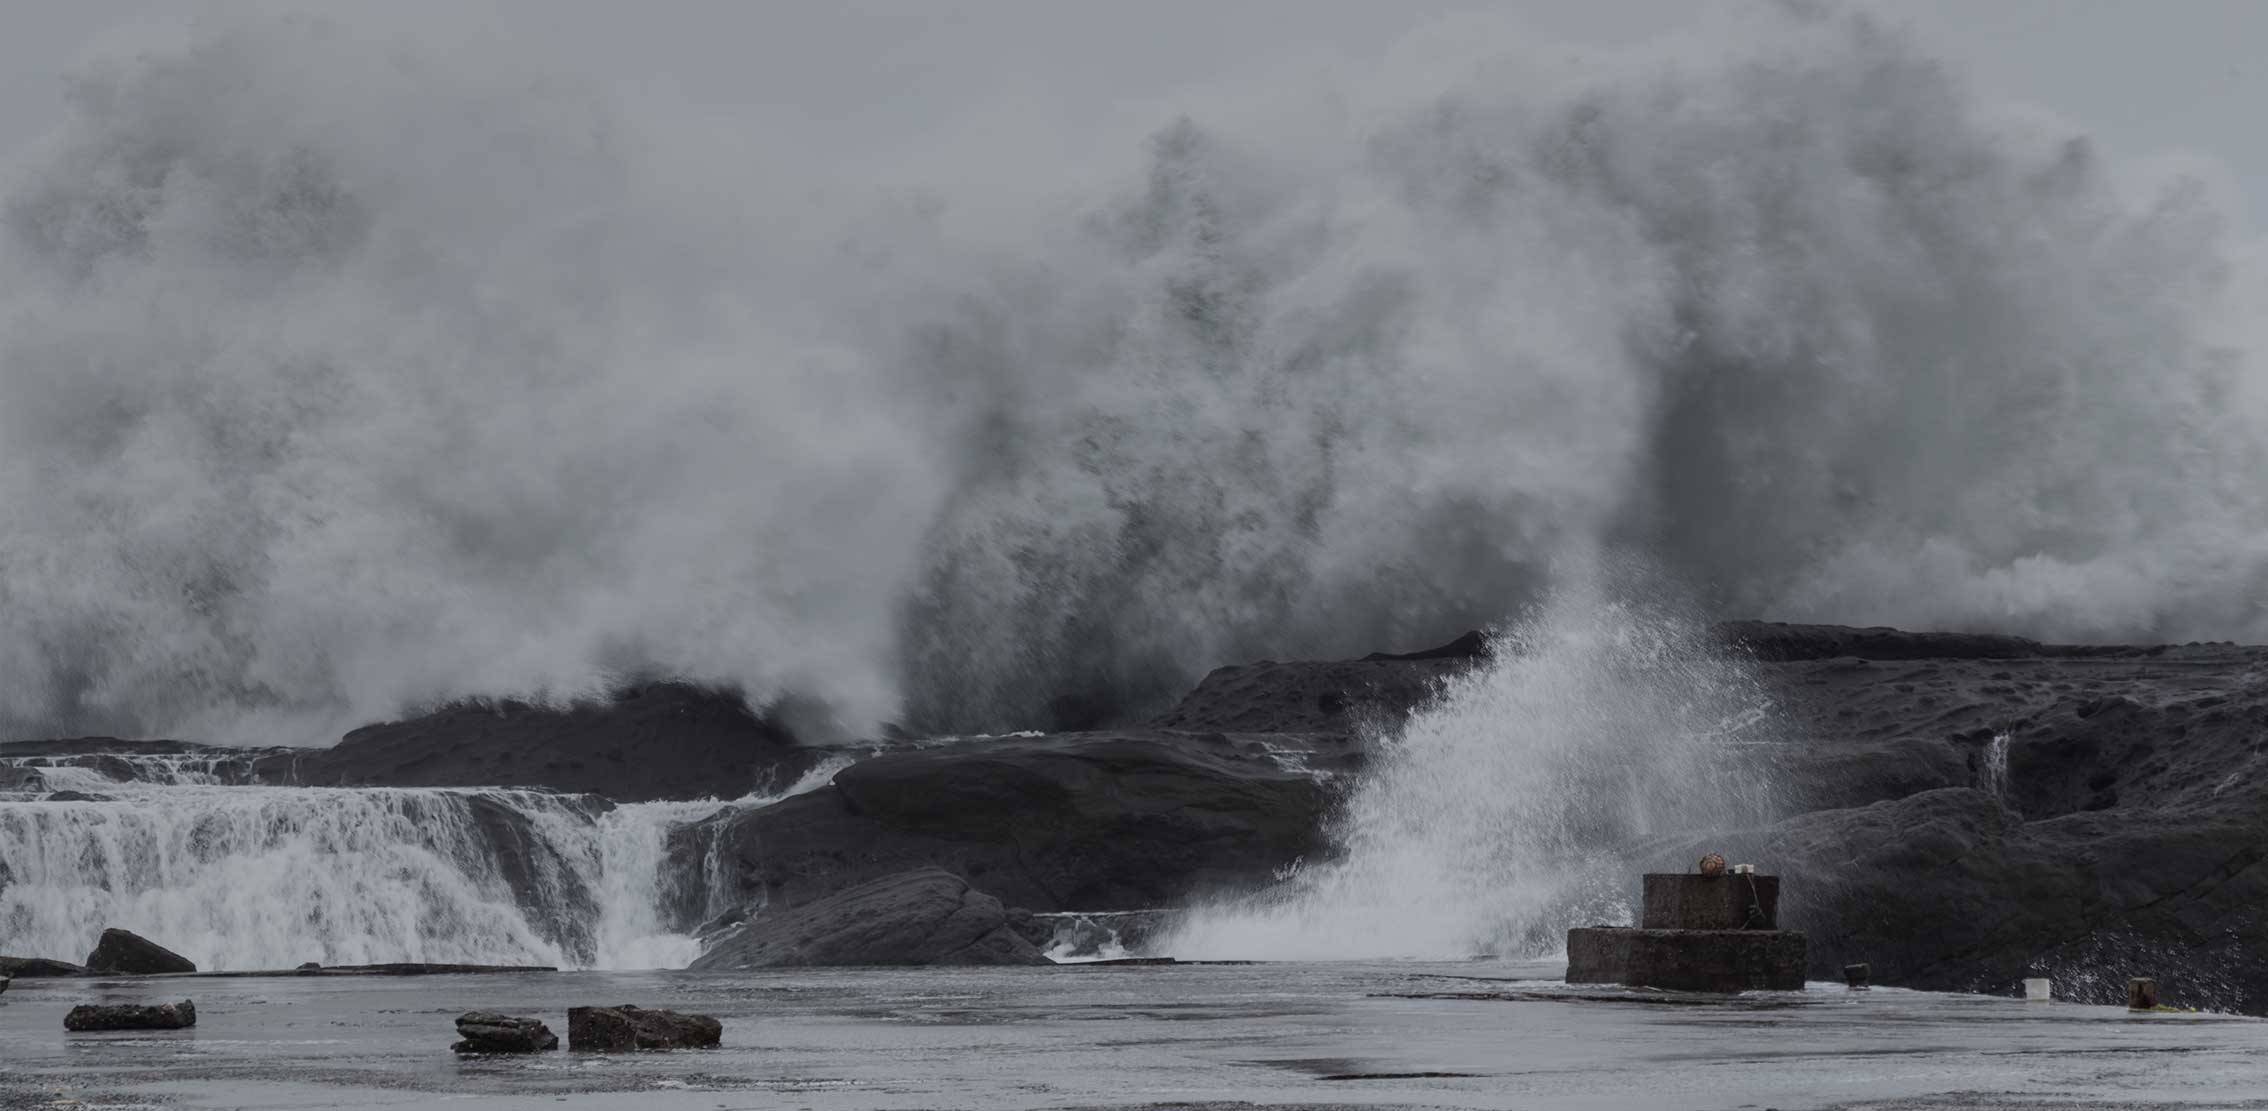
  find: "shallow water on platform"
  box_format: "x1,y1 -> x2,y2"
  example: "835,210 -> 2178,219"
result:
2,961 -> 2262,1111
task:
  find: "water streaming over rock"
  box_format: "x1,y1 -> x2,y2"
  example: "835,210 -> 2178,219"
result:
0,756 -> 843,970
1982,730 -> 2013,805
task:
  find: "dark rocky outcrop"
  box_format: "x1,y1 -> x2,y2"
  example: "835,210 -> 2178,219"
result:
1621,631 -> 2268,1013
64,1000 -> 195,1031
674,730 -> 1346,914
0,957 -> 89,977
85,929 -> 197,975
567,1004 -> 721,1050
1153,649 -> 1475,735
1143,622 -> 2268,1013
15,618 -> 2268,1017
290,683 -> 823,802
689,868 -> 1050,968
451,1011 -> 557,1053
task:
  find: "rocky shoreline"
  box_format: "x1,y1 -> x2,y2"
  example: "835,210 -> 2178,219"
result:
6,621 -> 2265,1011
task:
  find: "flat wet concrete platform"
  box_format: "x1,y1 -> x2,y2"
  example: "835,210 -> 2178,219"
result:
2,961 -> 2264,1110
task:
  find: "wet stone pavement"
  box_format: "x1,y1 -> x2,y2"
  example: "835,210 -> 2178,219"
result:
2,961 -> 2265,1111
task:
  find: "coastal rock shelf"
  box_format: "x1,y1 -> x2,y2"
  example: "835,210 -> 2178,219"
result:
8,622 -> 2268,1010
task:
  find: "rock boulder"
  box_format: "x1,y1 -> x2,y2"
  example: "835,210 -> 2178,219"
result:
64,1000 -> 196,1031
0,956 -> 88,977
451,1012 -> 557,1054
85,929 -> 197,975
674,730 -> 1344,914
689,868 -> 1051,969
566,1004 -> 721,1050
297,683 -> 821,802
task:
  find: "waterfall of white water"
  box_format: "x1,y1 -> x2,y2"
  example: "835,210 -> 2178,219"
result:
1982,731 -> 2013,805
0,756 -> 846,970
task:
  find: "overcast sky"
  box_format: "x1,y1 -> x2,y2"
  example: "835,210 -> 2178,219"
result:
2,0 -> 2264,232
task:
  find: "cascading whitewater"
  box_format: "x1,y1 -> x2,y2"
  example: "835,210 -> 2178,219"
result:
0,8 -> 2260,742
1167,581 -> 1785,960
0,758 -> 838,970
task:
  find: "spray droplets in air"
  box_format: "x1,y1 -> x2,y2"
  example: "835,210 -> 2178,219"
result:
0,8 -> 2262,741
1168,577 -> 1784,960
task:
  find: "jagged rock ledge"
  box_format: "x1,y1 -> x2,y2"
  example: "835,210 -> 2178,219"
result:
12,621 -> 2268,1012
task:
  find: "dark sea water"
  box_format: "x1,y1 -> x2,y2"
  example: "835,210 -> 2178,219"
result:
2,961 -> 2261,1110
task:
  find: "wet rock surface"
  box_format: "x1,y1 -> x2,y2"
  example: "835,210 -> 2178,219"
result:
85,928 -> 197,975
689,868 -> 1051,969
676,730 -> 1346,913
294,683 -> 823,802
567,1004 -> 721,1050
64,1000 -> 195,1031
451,1011 -> 557,1053
0,957 -> 88,978
17,619 -> 2268,1016
1640,625 -> 2268,1012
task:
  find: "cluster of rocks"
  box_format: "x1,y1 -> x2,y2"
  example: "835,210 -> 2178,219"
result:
16,620 -> 2268,1012
452,1005 -> 721,1054
1,928 -> 198,980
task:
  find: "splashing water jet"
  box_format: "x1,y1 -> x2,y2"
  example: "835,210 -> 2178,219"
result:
1168,582 -> 1785,960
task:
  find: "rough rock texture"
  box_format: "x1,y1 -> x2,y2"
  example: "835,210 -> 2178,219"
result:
64,1000 -> 196,1031
451,1011 -> 557,1053
0,957 -> 89,977
689,868 -> 1051,968
293,683 -> 821,802
674,731 -> 1346,913
1148,621 -> 2268,1013
17,619 -> 2268,1016
85,929 -> 197,975
1150,634 -> 1484,735
567,1005 -> 722,1050
1634,624 -> 2268,1013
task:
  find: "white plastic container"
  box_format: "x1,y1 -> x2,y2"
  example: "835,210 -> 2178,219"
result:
2024,977 -> 2052,1001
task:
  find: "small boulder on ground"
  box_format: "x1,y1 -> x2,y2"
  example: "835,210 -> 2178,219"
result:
0,956 -> 88,977
567,1004 -> 722,1050
85,929 -> 197,975
451,1011 -> 557,1054
688,867 -> 1052,969
1,974 -> 11,996
64,1000 -> 196,1031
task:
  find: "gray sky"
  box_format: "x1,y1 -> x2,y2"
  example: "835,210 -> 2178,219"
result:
2,1 -> 2265,233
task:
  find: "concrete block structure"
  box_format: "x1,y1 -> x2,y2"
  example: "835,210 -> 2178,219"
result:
1566,872 -> 1807,993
